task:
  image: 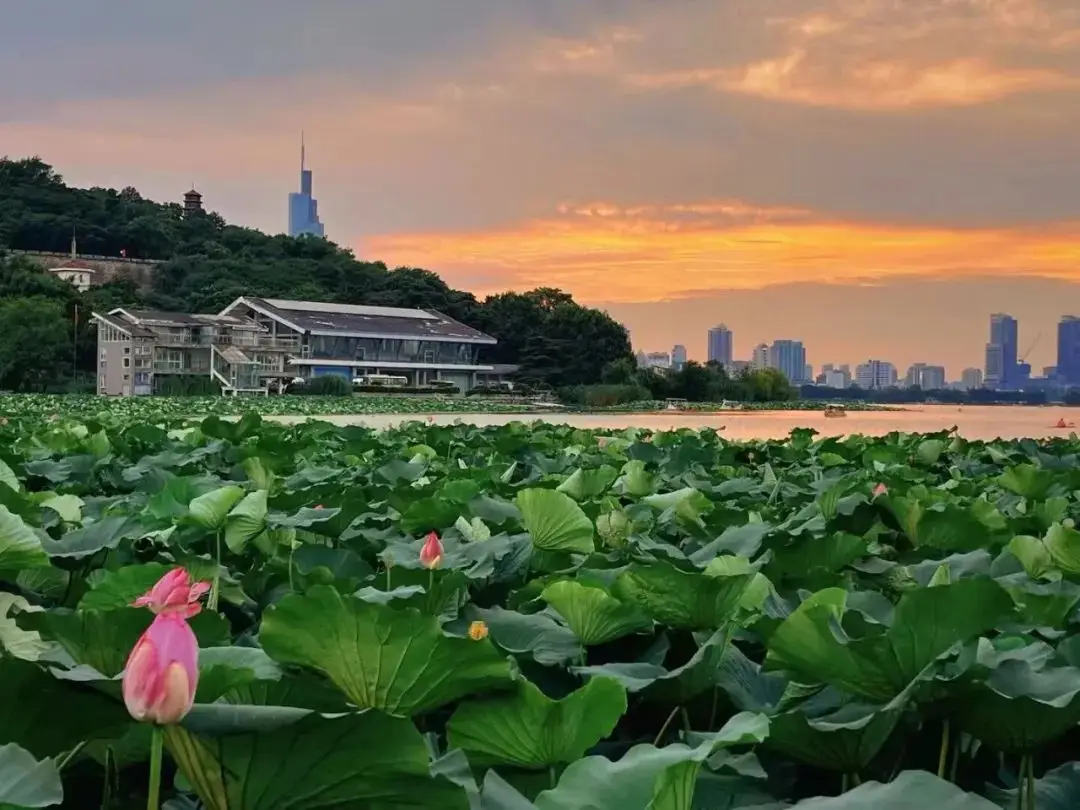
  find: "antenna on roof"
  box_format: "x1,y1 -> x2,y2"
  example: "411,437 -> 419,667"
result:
70,224 -> 76,259
301,131 -> 306,173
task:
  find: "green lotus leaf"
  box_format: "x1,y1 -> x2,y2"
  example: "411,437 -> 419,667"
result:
532,712 -> 769,810
0,742 -> 63,809
515,488 -> 595,553
612,561 -> 754,630
0,505 -> 49,570
541,579 -> 652,645
446,676 -> 627,769
224,489 -> 268,552
986,761 -> 1080,810
780,770 -> 997,808
260,585 -> 513,714
187,485 -> 245,531
765,579 -> 1014,701
167,709 -> 468,810
448,605 -> 583,666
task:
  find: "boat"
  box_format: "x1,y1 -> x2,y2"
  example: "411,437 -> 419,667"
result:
665,398 -> 688,412
823,405 -> 847,418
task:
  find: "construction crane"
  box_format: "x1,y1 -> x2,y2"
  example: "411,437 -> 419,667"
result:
1020,332 -> 1041,364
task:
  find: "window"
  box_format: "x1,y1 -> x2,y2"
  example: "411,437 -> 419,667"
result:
122,357 -> 130,368
123,374 -> 130,381
100,349 -> 107,360
99,361 -> 106,369
124,346 -> 131,355
98,376 -> 105,388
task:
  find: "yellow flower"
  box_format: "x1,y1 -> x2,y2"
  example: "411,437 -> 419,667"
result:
468,620 -> 489,641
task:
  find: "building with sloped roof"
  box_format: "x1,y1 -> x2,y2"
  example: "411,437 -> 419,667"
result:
92,297 -> 501,396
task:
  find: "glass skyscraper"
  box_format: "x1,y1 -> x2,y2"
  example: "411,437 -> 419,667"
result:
985,313 -> 1018,389
707,324 -> 733,366
288,137 -> 325,238
1058,316 -> 1080,386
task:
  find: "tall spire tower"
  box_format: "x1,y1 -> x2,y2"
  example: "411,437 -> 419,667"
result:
288,133 -> 324,238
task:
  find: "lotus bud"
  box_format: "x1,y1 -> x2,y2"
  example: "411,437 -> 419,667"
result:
122,613 -> 200,725
873,483 -> 888,498
419,531 -> 443,569
468,620 -> 489,641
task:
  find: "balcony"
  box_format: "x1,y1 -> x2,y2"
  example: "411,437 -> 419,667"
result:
152,331 -> 300,351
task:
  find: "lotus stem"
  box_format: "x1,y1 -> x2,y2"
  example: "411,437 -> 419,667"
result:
209,529 -> 222,611
653,706 -> 681,747
937,719 -> 950,779
147,725 -> 164,810
850,772 -> 862,786
841,773 -> 849,793
680,707 -> 692,732
55,741 -> 86,772
1026,754 -> 1036,810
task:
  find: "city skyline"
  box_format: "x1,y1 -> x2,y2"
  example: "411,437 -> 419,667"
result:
639,311 -> 1080,388
287,135 -> 325,239
4,1 -> 1080,372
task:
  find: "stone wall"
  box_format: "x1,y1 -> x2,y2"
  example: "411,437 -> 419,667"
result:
12,250 -> 161,292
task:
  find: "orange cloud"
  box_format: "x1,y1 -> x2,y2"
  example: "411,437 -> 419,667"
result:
631,54 -> 1078,110
367,202 -> 1080,303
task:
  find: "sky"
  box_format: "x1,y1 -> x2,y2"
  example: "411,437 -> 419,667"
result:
3,0 -> 1080,376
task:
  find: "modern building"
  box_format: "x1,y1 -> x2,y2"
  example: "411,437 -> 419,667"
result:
93,297 -> 500,396
288,137 -> 325,238
751,343 -> 770,371
671,344 -> 688,371
769,340 -> 807,383
823,368 -> 851,389
729,360 -> 750,375
1057,316 -> 1080,387
959,368 -> 983,390
707,325 -> 733,367
904,363 -> 946,390
985,313 -> 1019,389
855,359 -> 897,390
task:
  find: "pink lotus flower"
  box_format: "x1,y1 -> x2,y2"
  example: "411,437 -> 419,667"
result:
133,568 -> 210,619
123,568 -> 209,725
873,483 -> 888,497
419,531 -> 443,569
122,613 -> 199,724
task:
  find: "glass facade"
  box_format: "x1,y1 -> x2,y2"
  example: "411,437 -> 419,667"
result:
308,335 -> 480,365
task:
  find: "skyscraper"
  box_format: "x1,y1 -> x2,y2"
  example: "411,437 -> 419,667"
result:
707,325 -> 733,367
855,360 -> 897,389
769,340 -> 807,383
985,313 -> 1018,389
1057,316 -> 1080,386
671,344 -> 688,370
288,135 -> 325,238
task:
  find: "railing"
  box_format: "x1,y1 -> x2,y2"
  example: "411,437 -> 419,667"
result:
154,333 -> 299,350
152,362 -> 210,373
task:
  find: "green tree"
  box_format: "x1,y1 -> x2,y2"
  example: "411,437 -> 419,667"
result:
0,296 -> 72,391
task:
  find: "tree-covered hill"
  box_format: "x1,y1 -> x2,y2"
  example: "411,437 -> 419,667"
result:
0,157 -> 633,391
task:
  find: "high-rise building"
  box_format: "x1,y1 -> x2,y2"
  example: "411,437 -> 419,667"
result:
288,135 -> 326,238
855,359 -> 897,389
823,367 -> 851,389
1057,316 -> 1080,386
751,343 -> 770,370
985,313 -> 1019,389
707,325 -> 733,367
769,340 -> 807,383
644,352 -> 671,369
960,368 -> 983,389
904,363 -> 946,390
671,344 -> 688,371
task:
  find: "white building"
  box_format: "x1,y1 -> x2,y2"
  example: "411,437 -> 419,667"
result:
751,343 -> 770,370
960,367 -> 984,389
48,259 -> 96,292
644,352 -> 671,369
856,359 -> 898,389
904,363 -> 946,390
671,344 -> 688,370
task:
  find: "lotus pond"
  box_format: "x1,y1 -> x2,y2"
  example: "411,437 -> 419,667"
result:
3,415 -> 1080,808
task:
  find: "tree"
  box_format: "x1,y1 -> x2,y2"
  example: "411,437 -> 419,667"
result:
0,157 -> 636,391
0,296 -> 72,391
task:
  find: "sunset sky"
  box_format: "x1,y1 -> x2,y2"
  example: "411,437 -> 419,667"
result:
4,0 -> 1080,375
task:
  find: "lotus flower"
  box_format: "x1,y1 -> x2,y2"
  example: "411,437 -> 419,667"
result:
468,620 -> 489,641
133,568 -> 210,619
123,568 -> 209,724
419,531 -> 443,569
872,483 -> 888,497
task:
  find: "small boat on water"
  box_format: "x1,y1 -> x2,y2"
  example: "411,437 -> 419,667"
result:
665,398 -> 689,412
824,405 -> 847,418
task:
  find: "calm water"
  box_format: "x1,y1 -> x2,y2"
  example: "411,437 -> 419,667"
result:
269,405 -> 1079,441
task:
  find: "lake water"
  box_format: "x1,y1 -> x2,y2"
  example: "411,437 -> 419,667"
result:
268,405 -> 1079,441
